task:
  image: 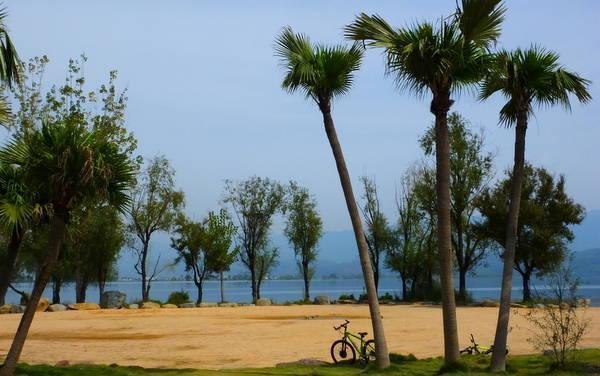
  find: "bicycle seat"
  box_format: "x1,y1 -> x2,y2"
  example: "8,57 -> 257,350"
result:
358,332 -> 368,337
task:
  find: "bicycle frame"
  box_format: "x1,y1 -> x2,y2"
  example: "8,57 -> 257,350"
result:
336,324 -> 367,355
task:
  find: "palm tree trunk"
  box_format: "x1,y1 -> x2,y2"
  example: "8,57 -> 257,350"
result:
491,114 -> 528,372
320,103 -> 390,369
433,105 -> 460,364
0,230 -> 23,306
0,215 -> 66,376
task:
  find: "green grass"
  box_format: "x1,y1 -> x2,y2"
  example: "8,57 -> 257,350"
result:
14,349 -> 600,375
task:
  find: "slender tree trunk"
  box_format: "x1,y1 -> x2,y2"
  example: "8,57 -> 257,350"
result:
522,272 -> 531,302
141,242 -> 149,301
52,278 -> 61,304
195,282 -> 203,305
432,99 -> 460,365
220,272 -> 225,303
320,103 -> 390,369
0,215 -> 66,376
0,231 -> 23,306
401,277 -> 407,301
250,259 -> 257,302
75,278 -> 88,303
491,114 -> 528,372
256,278 -> 262,300
374,260 -> 379,294
303,262 -> 310,302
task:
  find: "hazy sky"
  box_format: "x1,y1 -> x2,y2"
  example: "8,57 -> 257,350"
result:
6,1 -> 600,231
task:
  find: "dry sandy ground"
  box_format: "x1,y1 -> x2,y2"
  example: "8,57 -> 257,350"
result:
0,305 -> 598,369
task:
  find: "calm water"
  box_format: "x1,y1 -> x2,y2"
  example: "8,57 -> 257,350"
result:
6,278 -> 600,306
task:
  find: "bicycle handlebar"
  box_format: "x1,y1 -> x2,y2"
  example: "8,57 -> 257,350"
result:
333,319 -> 350,331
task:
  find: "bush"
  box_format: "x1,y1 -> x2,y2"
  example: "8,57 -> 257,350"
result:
379,292 -> 395,301
167,290 -> 190,306
521,263 -> 590,367
338,293 -> 356,301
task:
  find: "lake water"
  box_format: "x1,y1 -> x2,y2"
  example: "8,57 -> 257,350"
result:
6,277 -> 599,306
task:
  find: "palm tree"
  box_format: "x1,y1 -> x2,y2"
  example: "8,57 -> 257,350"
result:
345,0 -> 505,365
0,5 -> 21,126
0,118 -> 135,376
275,27 -> 390,369
0,163 -> 48,306
479,47 -> 591,372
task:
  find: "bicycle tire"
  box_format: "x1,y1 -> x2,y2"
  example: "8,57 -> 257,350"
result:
361,339 -> 376,364
330,339 -> 356,364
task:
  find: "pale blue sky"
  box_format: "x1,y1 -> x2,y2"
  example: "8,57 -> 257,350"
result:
5,0 -> 600,231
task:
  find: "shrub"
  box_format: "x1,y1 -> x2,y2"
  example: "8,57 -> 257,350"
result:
522,263 -> 590,367
379,292 -> 395,301
167,290 -> 190,306
338,294 -> 356,301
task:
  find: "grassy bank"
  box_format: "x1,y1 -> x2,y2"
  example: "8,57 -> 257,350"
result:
13,349 -> 600,375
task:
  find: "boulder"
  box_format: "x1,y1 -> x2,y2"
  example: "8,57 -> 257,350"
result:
128,303 -> 139,309
218,302 -> 238,307
10,305 -> 25,314
576,298 -> 591,307
277,358 -> 328,367
100,291 -> 127,309
255,298 -> 271,306
68,303 -> 101,311
198,302 -> 218,308
313,295 -> 330,305
534,303 -> 545,309
336,299 -> 357,305
161,303 -> 178,309
0,304 -> 13,314
510,303 -> 527,308
48,304 -> 67,312
179,302 -> 196,309
140,301 -> 161,309
36,298 -> 49,312
480,300 -> 500,307
55,360 -> 70,367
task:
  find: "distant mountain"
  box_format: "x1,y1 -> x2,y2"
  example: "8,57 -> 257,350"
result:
116,210 -> 600,281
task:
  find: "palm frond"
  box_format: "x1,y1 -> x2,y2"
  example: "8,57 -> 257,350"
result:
457,0 -> 506,47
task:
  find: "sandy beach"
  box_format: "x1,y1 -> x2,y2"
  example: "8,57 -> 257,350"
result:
0,304 -> 598,369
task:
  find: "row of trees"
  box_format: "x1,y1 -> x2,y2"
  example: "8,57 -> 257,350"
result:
275,0 -> 591,370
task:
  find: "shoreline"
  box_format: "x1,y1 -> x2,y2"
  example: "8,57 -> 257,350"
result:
1,305 -> 598,369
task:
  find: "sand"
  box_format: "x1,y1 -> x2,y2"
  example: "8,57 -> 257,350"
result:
0,304 -> 598,369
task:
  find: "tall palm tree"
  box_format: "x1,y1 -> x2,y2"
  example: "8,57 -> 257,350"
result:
345,0 -> 505,365
479,47 -> 591,372
0,118 -> 135,376
275,27 -> 390,369
0,5 -> 21,126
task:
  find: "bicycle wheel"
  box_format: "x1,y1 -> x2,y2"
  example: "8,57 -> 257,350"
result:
361,339 -> 376,364
330,339 -> 356,364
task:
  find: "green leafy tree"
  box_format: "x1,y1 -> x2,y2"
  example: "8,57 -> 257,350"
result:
345,0 -> 506,364
0,55 -> 135,305
170,215 -> 210,304
71,205 -> 126,302
284,182 -> 323,301
476,165 -> 584,302
129,155 -> 184,301
202,209 -> 238,303
275,26 -> 390,367
360,176 -> 391,293
420,113 -> 494,302
0,117 -> 135,375
223,176 -> 285,302
255,245 -> 278,300
387,166 -> 430,300
479,47 -> 591,370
